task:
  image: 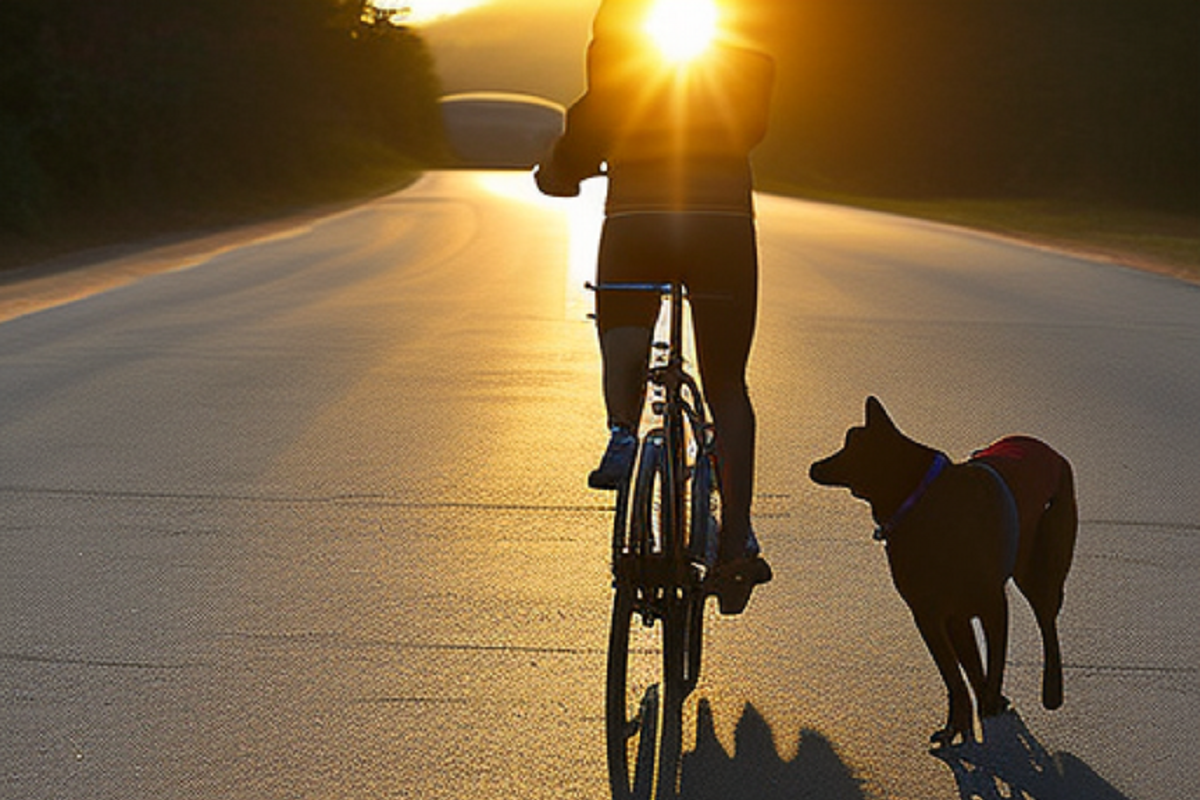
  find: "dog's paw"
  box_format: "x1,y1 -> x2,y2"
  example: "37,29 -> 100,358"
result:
929,725 -> 970,750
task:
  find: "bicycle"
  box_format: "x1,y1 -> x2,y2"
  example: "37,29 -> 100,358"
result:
593,280 -> 721,800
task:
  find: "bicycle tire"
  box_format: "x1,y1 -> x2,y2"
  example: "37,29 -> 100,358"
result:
606,585 -> 685,800
607,435 -> 686,800
677,450 -> 717,695
628,433 -> 664,558
688,450 -> 719,568
681,586 -> 705,698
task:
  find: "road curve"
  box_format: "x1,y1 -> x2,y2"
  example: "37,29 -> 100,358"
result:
1,171 -> 1196,800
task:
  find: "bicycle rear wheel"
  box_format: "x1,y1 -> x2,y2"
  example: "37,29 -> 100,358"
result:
681,448 -> 719,694
607,435 -> 687,800
606,585 -> 684,800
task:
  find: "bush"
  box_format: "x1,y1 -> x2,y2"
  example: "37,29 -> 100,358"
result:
752,0 -> 1200,210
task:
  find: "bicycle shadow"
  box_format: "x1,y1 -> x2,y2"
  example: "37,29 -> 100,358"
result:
931,709 -> 1130,800
676,699 -> 867,800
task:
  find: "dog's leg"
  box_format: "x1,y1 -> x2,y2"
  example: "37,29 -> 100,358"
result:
1017,460 -> 1076,711
1015,571 -> 1066,710
1037,462 -> 1075,710
948,616 -> 985,702
1036,610 -> 1064,710
977,592 -> 1010,719
916,614 -> 974,747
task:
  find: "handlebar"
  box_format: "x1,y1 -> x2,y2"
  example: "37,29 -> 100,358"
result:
585,281 -> 731,303
586,281 -> 677,295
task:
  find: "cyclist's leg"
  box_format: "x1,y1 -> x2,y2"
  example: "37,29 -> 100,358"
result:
599,327 -> 652,431
595,217 -> 666,430
589,218 -> 664,488
683,215 -> 759,563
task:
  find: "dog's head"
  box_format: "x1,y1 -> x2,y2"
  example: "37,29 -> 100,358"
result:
809,396 -> 906,503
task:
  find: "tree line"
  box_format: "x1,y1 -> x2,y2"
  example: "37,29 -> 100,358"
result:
0,0 -> 443,236
753,0 -> 1200,210
3,0 -> 1196,241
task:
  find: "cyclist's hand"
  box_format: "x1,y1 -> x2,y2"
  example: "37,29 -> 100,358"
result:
533,162 -> 581,198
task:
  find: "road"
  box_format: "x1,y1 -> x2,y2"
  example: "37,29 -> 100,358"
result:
2,171 -> 1197,800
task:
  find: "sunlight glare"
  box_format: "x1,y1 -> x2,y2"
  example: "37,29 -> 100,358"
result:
644,0 -> 719,63
369,0 -> 488,26
474,172 -> 606,321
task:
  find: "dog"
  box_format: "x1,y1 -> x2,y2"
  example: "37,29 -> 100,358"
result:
809,397 -> 1077,747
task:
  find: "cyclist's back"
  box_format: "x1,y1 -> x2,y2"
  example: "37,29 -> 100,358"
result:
544,24 -> 772,215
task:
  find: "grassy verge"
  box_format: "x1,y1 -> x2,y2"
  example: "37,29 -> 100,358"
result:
761,182 -> 1200,285
0,146 -> 424,275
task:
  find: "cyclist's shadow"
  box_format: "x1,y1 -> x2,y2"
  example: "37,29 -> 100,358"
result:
676,699 -> 866,800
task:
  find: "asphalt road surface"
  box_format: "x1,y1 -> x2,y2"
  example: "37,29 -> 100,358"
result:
2,171 -> 1197,800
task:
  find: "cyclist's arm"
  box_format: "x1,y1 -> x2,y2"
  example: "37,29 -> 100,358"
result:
535,101 -> 604,196
535,41 -> 618,196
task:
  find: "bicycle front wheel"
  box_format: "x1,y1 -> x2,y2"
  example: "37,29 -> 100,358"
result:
606,584 -> 686,800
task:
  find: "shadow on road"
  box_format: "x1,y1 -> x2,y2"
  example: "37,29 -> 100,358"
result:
678,698 -> 866,800
931,710 -> 1130,800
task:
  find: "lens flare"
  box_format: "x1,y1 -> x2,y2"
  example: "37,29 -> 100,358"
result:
367,0 -> 487,26
644,0 -> 719,63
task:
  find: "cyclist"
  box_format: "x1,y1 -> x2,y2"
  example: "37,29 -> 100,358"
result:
535,0 -> 773,614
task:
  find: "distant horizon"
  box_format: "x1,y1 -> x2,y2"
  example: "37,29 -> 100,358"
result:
420,0 -> 598,104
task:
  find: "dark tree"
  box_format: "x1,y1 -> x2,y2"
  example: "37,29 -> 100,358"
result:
752,0 -> 1200,209
1,0 -> 443,234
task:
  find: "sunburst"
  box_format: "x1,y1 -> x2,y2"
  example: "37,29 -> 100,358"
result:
644,0 -> 719,63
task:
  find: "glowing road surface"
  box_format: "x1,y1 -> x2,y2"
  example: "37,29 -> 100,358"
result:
2,172 -> 1197,799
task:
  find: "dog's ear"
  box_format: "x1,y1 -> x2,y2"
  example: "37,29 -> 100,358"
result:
865,396 -> 895,431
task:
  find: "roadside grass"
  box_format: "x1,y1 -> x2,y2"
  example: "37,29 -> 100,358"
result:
0,142 -> 423,275
762,182 -> 1200,285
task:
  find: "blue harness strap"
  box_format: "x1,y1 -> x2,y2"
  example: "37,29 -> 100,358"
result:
970,461 -> 1021,579
874,452 -> 950,542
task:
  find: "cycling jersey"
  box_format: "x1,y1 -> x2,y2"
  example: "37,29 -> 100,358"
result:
546,36 -> 774,216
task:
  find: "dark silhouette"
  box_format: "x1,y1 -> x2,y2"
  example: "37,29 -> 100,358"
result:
536,0 -> 775,608
0,0 -> 442,236
752,0 -> 1200,210
933,710 -> 1132,800
810,398 -> 1077,747
679,700 -> 866,800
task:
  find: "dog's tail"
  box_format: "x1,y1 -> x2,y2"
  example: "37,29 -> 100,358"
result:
1034,457 -> 1078,710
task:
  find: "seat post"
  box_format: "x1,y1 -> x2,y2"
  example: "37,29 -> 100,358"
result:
668,281 -> 685,367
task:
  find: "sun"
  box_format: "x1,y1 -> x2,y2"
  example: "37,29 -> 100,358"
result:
644,0 -> 720,63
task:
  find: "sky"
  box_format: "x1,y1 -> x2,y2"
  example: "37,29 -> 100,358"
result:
411,0 -> 601,103
407,0 -> 778,105
387,0 -> 495,25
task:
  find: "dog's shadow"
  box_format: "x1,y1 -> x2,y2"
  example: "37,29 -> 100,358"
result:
933,710 -> 1130,800
677,699 -> 867,800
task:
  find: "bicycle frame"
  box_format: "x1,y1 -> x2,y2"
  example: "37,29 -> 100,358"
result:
591,280 -> 716,598
597,279 -> 719,800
